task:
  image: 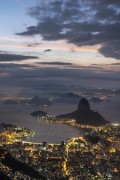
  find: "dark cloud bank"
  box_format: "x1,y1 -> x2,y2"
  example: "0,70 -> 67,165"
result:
16,0 -> 120,59
0,53 -> 38,62
0,63 -> 35,69
44,49 -> 52,52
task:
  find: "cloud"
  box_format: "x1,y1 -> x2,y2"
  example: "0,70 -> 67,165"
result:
7,67 -> 120,81
0,65 -> 120,95
0,63 -> 35,69
27,42 -> 42,47
99,40 -> 120,59
0,50 -> 7,53
44,49 -> 52,52
110,63 -> 120,66
16,0 -> 120,59
39,62 -> 73,65
0,53 -> 38,62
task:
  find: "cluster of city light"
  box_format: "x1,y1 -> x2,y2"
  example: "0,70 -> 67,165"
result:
62,158 -> 69,177
46,116 -> 102,131
0,121 -> 120,179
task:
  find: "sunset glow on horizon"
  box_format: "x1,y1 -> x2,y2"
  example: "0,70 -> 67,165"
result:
0,0 -> 120,95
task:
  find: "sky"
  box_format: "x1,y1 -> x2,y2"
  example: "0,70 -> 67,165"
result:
0,0 -> 120,95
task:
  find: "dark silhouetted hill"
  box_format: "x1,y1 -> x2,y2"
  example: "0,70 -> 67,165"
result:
57,98 -> 108,126
77,98 -> 90,112
29,96 -> 53,106
31,110 -> 48,117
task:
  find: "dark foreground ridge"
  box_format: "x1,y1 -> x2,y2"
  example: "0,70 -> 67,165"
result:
0,172 -> 11,180
0,148 -> 47,180
31,98 -> 108,126
57,98 -> 108,126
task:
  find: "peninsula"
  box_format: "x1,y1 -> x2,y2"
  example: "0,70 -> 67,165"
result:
31,98 -> 108,126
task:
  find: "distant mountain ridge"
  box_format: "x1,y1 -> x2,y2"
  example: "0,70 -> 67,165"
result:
54,92 -> 81,104
29,96 -> 53,106
4,96 -> 53,107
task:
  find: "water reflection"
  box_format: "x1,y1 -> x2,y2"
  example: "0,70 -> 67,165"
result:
0,104 -> 83,143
